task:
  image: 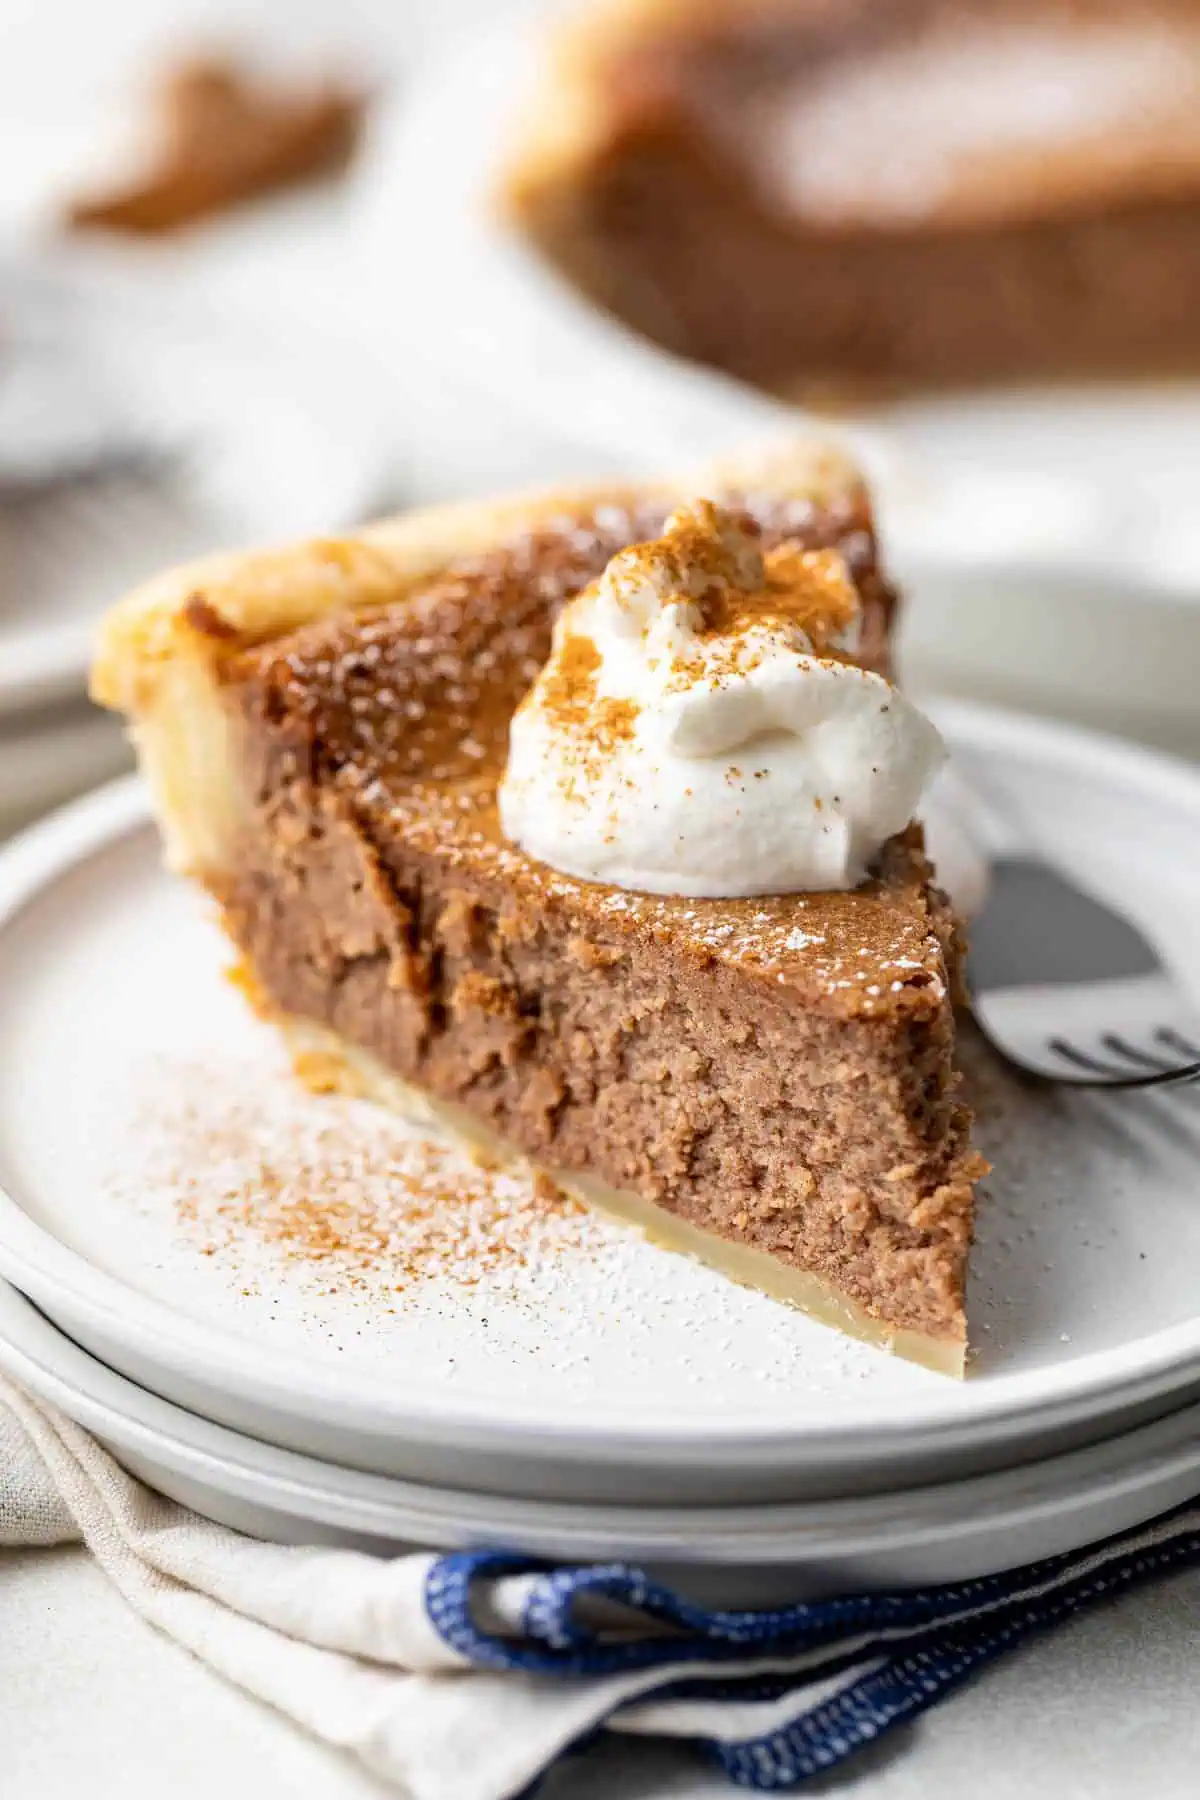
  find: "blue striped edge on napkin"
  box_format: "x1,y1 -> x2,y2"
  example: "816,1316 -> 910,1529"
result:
423,1500 -> 1200,1789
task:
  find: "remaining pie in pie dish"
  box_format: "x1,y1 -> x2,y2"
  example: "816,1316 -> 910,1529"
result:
93,444 -> 984,1374
506,0 -> 1200,394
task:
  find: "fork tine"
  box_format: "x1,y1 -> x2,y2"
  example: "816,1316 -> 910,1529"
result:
1158,1027 -> 1200,1060
1046,1036 -> 1200,1087
1047,1038 -> 1131,1078
1100,1033 -> 1181,1074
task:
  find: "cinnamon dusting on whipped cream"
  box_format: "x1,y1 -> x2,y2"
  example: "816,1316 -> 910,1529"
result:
500,498 -> 944,898
538,631 -> 640,790
644,503 -> 864,693
690,542 -> 860,651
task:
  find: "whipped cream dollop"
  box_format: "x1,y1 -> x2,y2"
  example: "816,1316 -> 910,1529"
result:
498,501 -> 945,897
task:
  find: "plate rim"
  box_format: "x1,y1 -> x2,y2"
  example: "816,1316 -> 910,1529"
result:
0,624 -> 99,717
2,1276 -> 1199,1562
0,702 -> 1199,1468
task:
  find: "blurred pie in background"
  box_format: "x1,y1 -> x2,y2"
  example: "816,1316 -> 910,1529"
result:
506,0 -> 1200,397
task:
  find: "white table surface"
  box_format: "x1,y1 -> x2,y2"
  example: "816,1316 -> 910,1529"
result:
1,1 -> 1198,1792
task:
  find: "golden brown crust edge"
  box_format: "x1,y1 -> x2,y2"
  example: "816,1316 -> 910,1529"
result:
91,441 -> 862,711
89,442 -> 865,872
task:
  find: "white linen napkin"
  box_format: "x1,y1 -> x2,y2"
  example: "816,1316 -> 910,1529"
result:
3,1371 -> 1198,1800
1,1375 -> 676,1800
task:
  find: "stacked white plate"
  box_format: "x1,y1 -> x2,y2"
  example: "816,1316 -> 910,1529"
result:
0,701 -> 1198,1601
4,1279 -> 1200,1607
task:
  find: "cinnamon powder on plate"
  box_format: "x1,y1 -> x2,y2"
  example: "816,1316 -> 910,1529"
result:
118,1058 -> 593,1304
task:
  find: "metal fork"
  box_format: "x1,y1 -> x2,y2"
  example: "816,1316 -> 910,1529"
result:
955,769 -> 1200,1087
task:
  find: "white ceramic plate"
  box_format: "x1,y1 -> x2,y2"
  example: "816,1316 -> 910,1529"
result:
0,258 -> 392,719
0,701 -> 131,840
0,703 -> 1198,1503
2,1278 -> 1198,1604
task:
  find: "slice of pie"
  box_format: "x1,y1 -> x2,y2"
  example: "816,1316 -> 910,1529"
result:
93,444 -> 983,1374
506,0 -> 1200,394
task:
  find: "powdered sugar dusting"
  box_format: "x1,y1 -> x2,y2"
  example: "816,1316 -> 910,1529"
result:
108,1057 -> 602,1311
91,1050 -> 900,1397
